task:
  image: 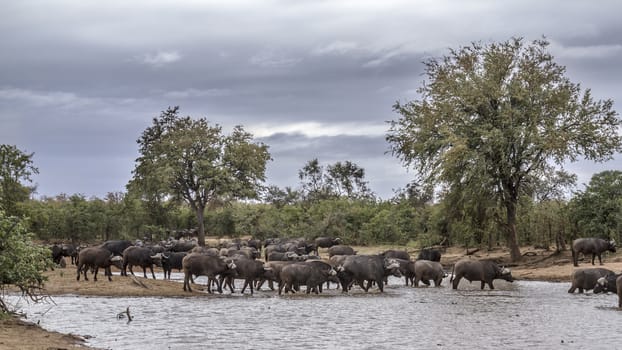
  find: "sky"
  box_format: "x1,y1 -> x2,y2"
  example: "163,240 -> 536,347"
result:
2,0 -> 622,200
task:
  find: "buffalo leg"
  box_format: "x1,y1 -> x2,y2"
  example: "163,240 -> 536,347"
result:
183,273 -> 192,292
224,276 -> 234,293
241,280 -> 248,294
377,279 -> 384,292
215,277 -> 223,293
452,276 -> 462,289
93,267 -> 99,281
207,277 -> 215,293
149,266 -> 156,279
106,267 -> 113,282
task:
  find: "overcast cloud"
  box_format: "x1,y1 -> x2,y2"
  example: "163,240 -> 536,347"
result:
2,0 -> 621,199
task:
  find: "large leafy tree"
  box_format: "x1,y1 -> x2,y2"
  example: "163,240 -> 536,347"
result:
387,38 -> 622,261
128,107 -> 271,246
0,144 -> 39,216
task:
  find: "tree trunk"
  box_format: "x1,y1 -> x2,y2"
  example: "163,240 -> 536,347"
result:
196,205 -> 206,247
505,200 -> 522,262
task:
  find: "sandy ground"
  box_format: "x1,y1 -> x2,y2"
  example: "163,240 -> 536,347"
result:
2,245 -> 621,349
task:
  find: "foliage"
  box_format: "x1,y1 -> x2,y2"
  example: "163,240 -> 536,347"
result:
387,37 -> 622,261
128,106 -> 271,245
0,144 -> 39,217
0,211 -> 53,313
569,170 -> 622,242
298,159 -> 374,201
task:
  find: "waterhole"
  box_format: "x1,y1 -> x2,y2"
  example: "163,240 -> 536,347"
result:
7,276 -> 620,350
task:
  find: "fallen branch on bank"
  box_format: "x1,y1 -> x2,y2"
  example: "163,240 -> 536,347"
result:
130,275 -> 149,289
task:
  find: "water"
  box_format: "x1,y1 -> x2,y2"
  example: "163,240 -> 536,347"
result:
6,277 -> 621,350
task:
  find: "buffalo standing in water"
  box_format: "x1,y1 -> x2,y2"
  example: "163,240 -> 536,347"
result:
593,271 -> 622,294
450,259 -> 513,290
571,238 -> 616,267
182,253 -> 237,293
598,274 -> 622,308
568,268 -> 614,293
337,255 -> 401,293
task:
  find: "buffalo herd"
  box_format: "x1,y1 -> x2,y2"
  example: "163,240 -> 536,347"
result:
49,235 -> 622,307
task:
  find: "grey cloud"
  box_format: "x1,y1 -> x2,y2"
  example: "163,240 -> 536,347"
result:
134,51 -> 183,67
2,1 -> 621,199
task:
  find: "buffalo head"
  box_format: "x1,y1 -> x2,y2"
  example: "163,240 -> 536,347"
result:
109,255 -> 123,269
498,266 -> 513,282
608,240 -> 617,252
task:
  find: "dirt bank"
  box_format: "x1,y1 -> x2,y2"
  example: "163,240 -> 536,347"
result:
0,316 -> 94,350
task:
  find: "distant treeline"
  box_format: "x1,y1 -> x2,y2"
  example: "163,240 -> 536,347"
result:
18,170 -> 622,250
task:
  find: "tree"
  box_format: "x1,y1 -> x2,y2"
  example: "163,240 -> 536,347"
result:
387,38 -> 622,261
0,211 -> 53,313
570,171 -> 622,242
262,185 -> 300,208
298,159 -> 374,201
128,107 -> 271,246
0,145 -> 39,217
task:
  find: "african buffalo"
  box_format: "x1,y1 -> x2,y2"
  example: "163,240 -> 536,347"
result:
99,240 -> 133,257
76,247 -> 123,282
571,238 -> 616,267
169,240 -> 197,252
227,257 -> 274,295
594,272 -> 622,294
568,268 -> 614,293
256,261 -> 297,291
182,253 -> 237,293
380,249 -> 411,261
450,259 -> 513,290
386,258 -> 416,286
414,260 -> 445,287
264,244 -> 285,260
314,237 -> 341,255
51,245 -> 63,265
162,252 -> 187,279
191,246 -> 220,256
617,275 -> 622,308
417,248 -> 441,262
267,251 -> 303,261
278,261 -> 337,295
337,255 -> 401,293
227,247 -> 260,260
246,238 -> 263,252
121,246 -> 164,279
327,245 -> 356,257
